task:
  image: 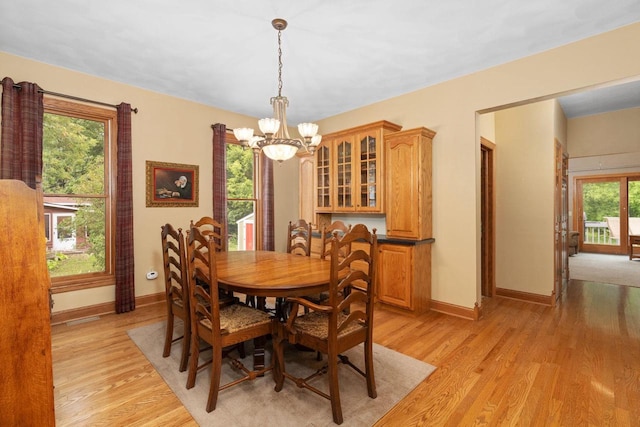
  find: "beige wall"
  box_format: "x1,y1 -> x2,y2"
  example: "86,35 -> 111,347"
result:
494,101 -> 556,296
554,100 -> 568,149
3,21 -> 640,315
568,107 -> 640,157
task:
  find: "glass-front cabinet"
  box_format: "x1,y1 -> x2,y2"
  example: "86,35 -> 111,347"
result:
315,144 -> 332,212
357,131 -> 380,212
335,136 -> 354,210
313,121 -> 401,213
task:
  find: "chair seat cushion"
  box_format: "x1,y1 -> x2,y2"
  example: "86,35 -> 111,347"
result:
200,304 -> 271,334
292,311 -> 364,340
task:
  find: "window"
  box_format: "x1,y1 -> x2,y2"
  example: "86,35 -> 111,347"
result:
226,139 -> 257,250
42,98 -> 116,290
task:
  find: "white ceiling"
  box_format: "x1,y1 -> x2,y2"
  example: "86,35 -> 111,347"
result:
2,0 -> 640,123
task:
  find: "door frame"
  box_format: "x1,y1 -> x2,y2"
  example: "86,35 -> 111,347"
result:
573,173 -> 640,255
480,137 -> 496,297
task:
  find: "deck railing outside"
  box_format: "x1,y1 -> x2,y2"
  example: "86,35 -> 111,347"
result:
583,221 -> 618,245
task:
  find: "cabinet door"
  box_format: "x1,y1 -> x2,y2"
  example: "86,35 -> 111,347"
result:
334,135 -> 355,211
377,244 -> 413,309
386,134 -> 419,238
386,128 -> 435,239
299,155 -> 315,221
356,129 -> 383,212
315,143 -> 333,212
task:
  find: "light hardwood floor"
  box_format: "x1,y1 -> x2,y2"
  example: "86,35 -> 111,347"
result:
52,280 -> 640,426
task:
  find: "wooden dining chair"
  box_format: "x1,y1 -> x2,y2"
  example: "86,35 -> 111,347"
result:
160,223 -> 191,372
319,220 -> 351,260
191,216 -> 237,307
186,226 -> 275,412
190,216 -> 226,251
286,219 -> 312,256
273,219 -> 314,318
304,220 -> 352,309
273,224 -> 378,425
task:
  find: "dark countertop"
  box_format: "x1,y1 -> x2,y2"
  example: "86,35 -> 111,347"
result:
312,231 -> 434,246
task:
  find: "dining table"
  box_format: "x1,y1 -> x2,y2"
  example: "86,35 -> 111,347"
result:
214,250 -> 334,371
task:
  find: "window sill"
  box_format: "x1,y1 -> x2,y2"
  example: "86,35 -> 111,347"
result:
50,275 -> 115,294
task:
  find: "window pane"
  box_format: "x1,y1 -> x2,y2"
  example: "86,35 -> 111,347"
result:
45,197 -> 106,277
42,108 -> 109,280
226,144 -> 253,198
43,114 -> 105,195
227,200 -> 255,251
582,181 -> 620,245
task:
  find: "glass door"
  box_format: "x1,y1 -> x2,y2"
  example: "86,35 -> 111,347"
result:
629,179 -> 640,237
576,176 -> 627,255
335,136 -> 354,211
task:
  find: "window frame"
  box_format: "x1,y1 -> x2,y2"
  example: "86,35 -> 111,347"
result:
574,172 -> 640,256
44,97 -> 117,292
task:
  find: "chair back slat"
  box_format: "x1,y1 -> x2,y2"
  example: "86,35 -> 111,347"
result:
286,219 -> 312,256
186,226 -> 222,336
191,216 -> 227,252
328,224 -> 377,336
161,224 -> 189,307
320,220 -> 351,260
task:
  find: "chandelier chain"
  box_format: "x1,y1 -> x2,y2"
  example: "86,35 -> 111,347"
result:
277,28 -> 283,97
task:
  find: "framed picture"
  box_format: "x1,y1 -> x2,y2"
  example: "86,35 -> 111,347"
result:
146,161 -> 199,207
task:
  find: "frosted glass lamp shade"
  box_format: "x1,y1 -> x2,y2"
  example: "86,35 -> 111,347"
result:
262,144 -> 298,162
233,127 -> 254,142
258,118 -> 280,135
297,122 -> 319,138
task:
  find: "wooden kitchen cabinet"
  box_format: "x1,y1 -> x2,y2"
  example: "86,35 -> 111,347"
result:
377,242 -> 432,313
313,121 -> 402,213
385,127 -> 436,240
298,153 -> 316,223
314,143 -> 333,212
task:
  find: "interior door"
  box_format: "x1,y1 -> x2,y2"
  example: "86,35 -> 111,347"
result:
553,141 -> 568,302
480,138 -> 495,297
561,153 -> 569,295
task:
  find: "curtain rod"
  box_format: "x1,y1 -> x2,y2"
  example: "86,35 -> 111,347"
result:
209,124 -> 235,132
7,81 -> 138,113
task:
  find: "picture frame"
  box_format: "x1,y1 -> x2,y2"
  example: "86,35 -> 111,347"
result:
145,160 -> 199,207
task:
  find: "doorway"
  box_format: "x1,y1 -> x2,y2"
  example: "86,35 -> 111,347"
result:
481,138 -> 495,297
52,213 -> 76,251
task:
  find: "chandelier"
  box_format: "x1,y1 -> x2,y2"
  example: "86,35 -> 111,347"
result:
233,18 -> 321,162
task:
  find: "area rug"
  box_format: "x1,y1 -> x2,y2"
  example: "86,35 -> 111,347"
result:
128,321 -> 436,426
569,252 -> 640,287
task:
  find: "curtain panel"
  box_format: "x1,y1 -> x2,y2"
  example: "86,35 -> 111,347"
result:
0,77 -> 44,189
260,154 -> 275,251
212,124 -> 227,231
115,103 -> 135,313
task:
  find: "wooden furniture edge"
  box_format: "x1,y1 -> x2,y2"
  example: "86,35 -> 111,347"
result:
320,120 -> 403,139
